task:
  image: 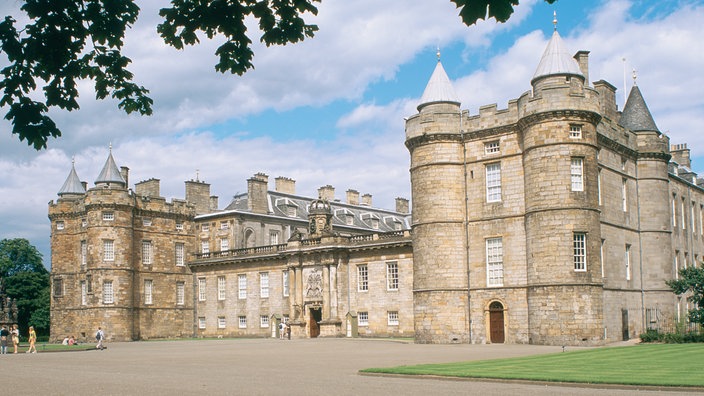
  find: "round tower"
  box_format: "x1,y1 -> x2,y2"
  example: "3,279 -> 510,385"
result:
518,27 -> 604,345
405,56 -> 468,343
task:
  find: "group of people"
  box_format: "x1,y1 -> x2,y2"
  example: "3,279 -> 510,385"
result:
0,325 -> 37,354
61,335 -> 79,345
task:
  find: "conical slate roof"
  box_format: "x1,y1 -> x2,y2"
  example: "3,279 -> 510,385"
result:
619,85 -> 659,132
418,60 -> 460,111
58,161 -> 86,196
95,149 -> 126,186
532,30 -> 583,83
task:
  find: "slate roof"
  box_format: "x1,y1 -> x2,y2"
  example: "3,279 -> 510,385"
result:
619,85 -> 660,132
532,30 -> 583,83
418,60 -> 460,110
95,150 -> 126,186
58,162 -> 86,196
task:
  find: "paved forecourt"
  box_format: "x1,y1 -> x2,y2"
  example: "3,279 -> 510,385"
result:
2,338 -> 696,395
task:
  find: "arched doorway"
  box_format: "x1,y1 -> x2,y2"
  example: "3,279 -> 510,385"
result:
489,301 -> 505,343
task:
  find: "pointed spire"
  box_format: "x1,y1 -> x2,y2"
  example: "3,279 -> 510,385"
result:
417,54 -> 460,111
619,85 -> 659,133
532,17 -> 583,84
95,146 -> 126,186
58,158 -> 86,196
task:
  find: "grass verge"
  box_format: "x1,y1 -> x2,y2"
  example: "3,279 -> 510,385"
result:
360,344 -> 704,387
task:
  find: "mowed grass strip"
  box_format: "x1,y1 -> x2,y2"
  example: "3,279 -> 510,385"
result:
361,344 -> 704,387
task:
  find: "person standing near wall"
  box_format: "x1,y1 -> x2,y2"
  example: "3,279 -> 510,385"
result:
96,327 -> 105,350
0,326 -> 8,354
11,325 -> 19,353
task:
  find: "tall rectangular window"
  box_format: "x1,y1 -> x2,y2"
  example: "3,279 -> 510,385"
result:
198,317 -> 206,329
700,204 -> 704,236
486,237 -> 504,286
218,317 -> 226,329
81,281 -> 87,305
270,231 -> 279,245
692,202 -> 696,234
625,244 -> 632,280
53,278 -> 63,297
573,233 -> 587,271
142,240 -> 152,265
260,315 -> 269,328
358,312 -> 369,326
81,240 -> 87,270
103,240 -> 114,262
198,277 -> 206,301
672,195 -> 677,228
486,163 -> 502,202
176,282 -> 185,305
260,272 -> 269,298
387,311 -> 399,326
201,240 -> 209,254
386,262 -> 399,291
103,281 -> 114,304
175,243 -> 185,266
357,265 -> 368,291
282,271 -> 289,297
600,239 -> 605,278
238,316 -> 247,329
238,274 -> 247,299
220,238 -> 229,252
571,157 -> 584,191
597,169 -> 602,205
681,199 -> 686,229
217,276 -> 226,300
144,280 -> 153,305
622,178 -> 628,211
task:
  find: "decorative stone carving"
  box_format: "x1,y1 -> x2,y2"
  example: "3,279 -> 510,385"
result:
305,268 -> 323,298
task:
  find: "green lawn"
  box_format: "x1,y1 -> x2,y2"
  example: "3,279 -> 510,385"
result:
361,344 -> 704,387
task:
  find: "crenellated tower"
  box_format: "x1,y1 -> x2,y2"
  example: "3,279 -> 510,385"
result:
405,54 -> 469,343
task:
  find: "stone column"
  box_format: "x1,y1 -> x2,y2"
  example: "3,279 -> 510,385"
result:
322,265 -> 330,320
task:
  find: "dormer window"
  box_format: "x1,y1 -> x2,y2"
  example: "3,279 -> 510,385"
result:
275,198 -> 299,217
484,140 -> 500,154
335,208 -> 355,226
371,219 -> 379,229
361,213 -> 380,229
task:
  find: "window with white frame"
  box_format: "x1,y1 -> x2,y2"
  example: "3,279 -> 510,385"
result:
142,240 -> 152,265
386,262 -> 399,291
358,312 -> 369,326
600,239 -> 605,278
201,240 -> 209,254
198,277 -> 206,301
674,251 -> 679,280
270,231 -> 279,245
81,281 -> 87,305
102,211 -> 114,221
387,311 -> 399,326
569,125 -> 582,139
217,276 -> 226,300
175,243 -> 185,266
371,218 -> 379,229
486,163 -> 501,202
700,204 -> 704,235
622,178 -> 628,211
238,274 -> 247,299
143,218 -> 152,227
260,272 -> 269,298
81,240 -> 87,270
597,169 -> 602,205
571,158 -> 584,191
218,316 -> 226,329
681,198 -> 686,230
103,280 -> 114,304
692,202 -> 696,234
198,317 -> 206,329
672,195 -> 677,227
220,221 -> 229,230
81,218 -> 87,227
220,238 -> 229,252
103,240 -> 114,262
625,244 -> 631,280
573,233 -> 587,271
239,316 -> 247,328
260,315 -> 269,328
144,280 -> 153,305
282,271 -> 289,297
346,214 -> 354,225
484,140 -> 500,154
56,221 -> 64,230
486,237 -> 504,286
176,222 -> 184,231
176,282 -> 185,305
201,223 -> 209,232
357,265 -> 368,291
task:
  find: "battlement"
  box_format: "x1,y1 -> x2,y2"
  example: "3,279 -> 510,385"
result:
463,100 -> 519,131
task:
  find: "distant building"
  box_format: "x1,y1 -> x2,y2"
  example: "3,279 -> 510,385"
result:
50,26 -> 701,345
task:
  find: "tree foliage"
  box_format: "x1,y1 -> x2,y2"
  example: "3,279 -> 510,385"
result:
1,0 -> 554,150
667,266 -> 704,326
0,238 -> 50,336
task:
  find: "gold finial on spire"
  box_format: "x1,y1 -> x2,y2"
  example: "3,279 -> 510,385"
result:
632,68 -> 638,85
436,46 -> 441,62
553,10 -> 558,31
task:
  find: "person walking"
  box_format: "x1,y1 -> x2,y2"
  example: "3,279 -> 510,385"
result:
96,327 -> 105,350
11,325 -> 19,354
26,326 -> 37,353
0,326 -> 8,354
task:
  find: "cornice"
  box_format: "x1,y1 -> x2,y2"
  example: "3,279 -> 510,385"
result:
517,109 -> 601,130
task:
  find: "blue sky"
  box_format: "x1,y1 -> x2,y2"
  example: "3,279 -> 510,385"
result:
1,0 -> 703,266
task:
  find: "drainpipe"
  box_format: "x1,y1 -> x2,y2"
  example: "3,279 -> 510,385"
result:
635,164 -> 645,335
461,110 -> 473,343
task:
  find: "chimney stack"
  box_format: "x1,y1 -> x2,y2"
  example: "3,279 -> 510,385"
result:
185,179 -> 212,215
346,189 -> 360,205
361,193 -> 372,206
275,176 -> 296,194
574,50 -> 590,86
395,197 -> 409,214
247,173 -> 269,214
318,185 -> 335,201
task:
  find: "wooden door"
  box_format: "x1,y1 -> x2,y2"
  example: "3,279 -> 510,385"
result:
489,302 -> 505,343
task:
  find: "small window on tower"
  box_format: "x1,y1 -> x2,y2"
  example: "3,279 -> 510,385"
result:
569,125 -> 582,139
56,221 -> 65,230
484,140 -> 500,154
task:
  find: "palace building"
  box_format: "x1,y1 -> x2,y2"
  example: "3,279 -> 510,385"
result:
50,27 -> 701,345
